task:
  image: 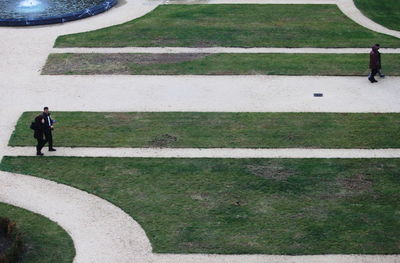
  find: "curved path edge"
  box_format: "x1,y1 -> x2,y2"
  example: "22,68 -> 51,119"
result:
336,0 -> 400,39
1,170 -> 399,263
0,170 -> 152,263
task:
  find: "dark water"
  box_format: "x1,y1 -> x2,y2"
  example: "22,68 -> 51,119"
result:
0,0 -> 107,19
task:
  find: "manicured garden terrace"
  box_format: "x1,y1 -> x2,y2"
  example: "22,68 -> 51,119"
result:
42,53 -> 400,75
1,157 -> 399,254
10,112 -> 400,148
54,5 -> 400,48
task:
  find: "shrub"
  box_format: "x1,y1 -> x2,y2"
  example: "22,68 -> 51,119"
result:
0,218 -> 23,263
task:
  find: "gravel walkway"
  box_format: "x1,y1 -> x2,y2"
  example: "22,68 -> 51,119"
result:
3,76 -> 400,113
153,254 -> 400,263
51,47 -> 400,54
0,0 -> 399,262
0,170 -> 152,262
6,147 -> 400,158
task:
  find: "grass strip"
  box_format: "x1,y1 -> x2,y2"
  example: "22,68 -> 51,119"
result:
42,53 -> 400,75
354,0 -> 400,31
54,5 -> 400,48
1,156 -> 399,254
0,202 -> 75,263
9,112 -> 400,149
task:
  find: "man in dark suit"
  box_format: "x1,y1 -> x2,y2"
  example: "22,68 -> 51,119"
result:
42,106 -> 56,151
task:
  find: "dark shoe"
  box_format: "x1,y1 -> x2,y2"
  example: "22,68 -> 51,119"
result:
379,74 -> 385,78
36,152 -> 44,156
49,148 -> 56,152
373,79 -> 378,83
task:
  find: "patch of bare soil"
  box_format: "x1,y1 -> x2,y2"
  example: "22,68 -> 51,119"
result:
246,164 -> 295,181
339,173 -> 373,194
149,134 -> 177,147
321,173 -> 374,200
191,193 -> 210,201
43,53 -> 210,75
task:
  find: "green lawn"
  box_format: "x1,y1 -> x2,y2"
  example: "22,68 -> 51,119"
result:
0,203 -> 75,263
54,5 -> 400,48
355,0 -> 400,31
10,112 -> 400,149
42,53 -> 400,75
1,157 -> 399,254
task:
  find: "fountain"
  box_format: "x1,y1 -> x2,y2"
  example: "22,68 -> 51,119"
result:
0,0 -> 117,26
17,0 -> 46,14
19,0 -> 42,8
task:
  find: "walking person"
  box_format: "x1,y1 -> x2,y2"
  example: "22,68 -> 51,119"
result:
32,115 -> 48,156
376,44 -> 385,78
368,44 -> 382,83
42,107 -> 56,151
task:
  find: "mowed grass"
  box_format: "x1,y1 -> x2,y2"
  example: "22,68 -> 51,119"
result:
54,5 -> 400,48
355,0 -> 400,31
42,53 -> 400,76
0,202 -> 75,263
1,157 -> 399,254
10,112 -> 400,148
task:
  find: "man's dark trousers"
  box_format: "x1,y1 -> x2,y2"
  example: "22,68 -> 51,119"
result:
42,111 -> 54,150
369,69 -> 379,82
44,130 -> 53,150
36,137 -> 48,153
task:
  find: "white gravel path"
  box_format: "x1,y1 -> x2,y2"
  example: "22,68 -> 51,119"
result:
0,170 -> 152,262
0,0 -> 400,262
3,76 -> 400,113
153,254 -> 400,263
336,0 -> 400,39
51,47 -> 400,54
6,147 -> 400,158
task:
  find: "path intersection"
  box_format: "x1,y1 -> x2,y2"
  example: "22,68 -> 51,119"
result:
0,0 -> 399,262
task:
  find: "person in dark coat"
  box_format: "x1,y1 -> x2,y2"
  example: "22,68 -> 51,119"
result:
33,115 -> 48,156
42,107 -> 56,151
368,44 -> 381,83
376,44 -> 385,78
